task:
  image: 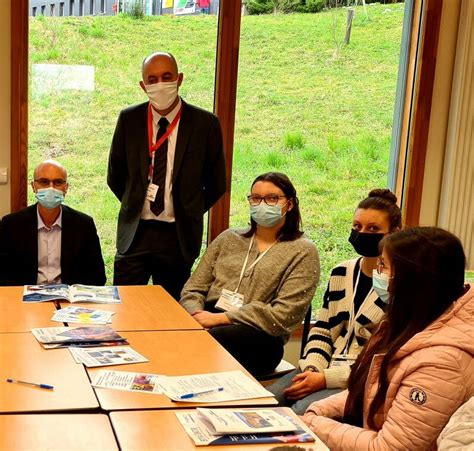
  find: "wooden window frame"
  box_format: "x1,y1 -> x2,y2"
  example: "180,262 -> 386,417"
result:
10,0 -> 442,233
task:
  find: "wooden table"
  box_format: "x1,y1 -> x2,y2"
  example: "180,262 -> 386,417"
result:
0,286 -> 58,333
89,330 -> 277,411
0,414 -> 118,450
60,285 -> 202,332
110,408 -> 328,450
0,333 -> 99,413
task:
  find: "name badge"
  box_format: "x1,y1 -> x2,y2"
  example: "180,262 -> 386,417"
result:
146,183 -> 159,202
215,288 -> 244,312
330,353 -> 357,368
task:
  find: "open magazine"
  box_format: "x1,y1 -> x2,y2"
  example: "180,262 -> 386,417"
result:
22,284 -> 121,304
176,407 -> 326,447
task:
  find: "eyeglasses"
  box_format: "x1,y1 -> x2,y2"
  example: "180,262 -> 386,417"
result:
34,178 -> 67,188
247,194 -> 287,206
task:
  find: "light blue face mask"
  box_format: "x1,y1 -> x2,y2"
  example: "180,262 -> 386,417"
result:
35,187 -> 65,209
372,270 -> 391,303
250,203 -> 284,228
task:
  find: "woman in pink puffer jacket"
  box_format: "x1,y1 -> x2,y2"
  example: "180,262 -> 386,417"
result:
303,227 -> 474,450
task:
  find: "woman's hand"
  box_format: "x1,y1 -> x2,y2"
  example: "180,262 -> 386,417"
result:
283,371 -> 326,400
191,311 -> 232,329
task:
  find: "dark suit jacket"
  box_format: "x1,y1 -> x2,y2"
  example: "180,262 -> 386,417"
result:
107,100 -> 226,264
0,204 -> 106,286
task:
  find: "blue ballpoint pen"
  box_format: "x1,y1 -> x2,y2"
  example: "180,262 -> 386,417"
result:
179,387 -> 224,399
6,378 -> 54,390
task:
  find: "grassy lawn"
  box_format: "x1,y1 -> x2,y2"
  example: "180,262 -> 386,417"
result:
28,3 -> 404,307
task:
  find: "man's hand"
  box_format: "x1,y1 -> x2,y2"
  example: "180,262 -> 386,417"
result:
191,311 -> 232,329
283,371 -> 326,400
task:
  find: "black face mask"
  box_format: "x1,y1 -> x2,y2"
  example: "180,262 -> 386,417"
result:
348,229 -> 384,257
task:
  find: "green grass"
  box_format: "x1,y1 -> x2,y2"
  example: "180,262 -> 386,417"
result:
28,3 -> 405,307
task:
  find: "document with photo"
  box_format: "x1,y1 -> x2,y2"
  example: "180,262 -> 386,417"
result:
69,346 -> 148,367
91,370 -> 165,394
159,370 -> 273,403
51,306 -> 115,324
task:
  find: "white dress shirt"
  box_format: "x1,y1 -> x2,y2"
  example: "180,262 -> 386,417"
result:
141,98 -> 182,222
37,207 -> 62,284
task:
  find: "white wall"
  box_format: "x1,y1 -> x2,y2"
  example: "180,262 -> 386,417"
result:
0,2 -> 11,217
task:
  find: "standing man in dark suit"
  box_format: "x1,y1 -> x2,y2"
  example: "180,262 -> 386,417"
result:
0,160 -> 106,286
107,52 -> 226,300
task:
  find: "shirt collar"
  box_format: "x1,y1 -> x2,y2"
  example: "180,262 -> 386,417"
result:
151,97 -> 182,125
37,206 -> 62,231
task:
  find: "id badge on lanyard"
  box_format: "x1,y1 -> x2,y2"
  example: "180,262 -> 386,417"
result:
145,103 -> 182,201
215,288 -> 244,312
330,353 -> 357,367
215,235 -> 276,313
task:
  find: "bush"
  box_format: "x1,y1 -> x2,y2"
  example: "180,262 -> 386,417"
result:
246,0 -> 302,15
127,0 -> 144,19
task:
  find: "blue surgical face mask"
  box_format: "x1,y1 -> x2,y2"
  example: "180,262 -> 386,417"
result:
372,270 -> 391,303
35,187 -> 65,209
250,203 -> 284,228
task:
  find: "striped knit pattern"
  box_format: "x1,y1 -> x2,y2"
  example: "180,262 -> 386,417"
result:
298,258 -> 387,389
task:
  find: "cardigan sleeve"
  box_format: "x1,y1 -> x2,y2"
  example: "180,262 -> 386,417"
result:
303,351 -> 468,450
179,232 -> 225,313
226,241 -> 320,338
298,276 -> 337,373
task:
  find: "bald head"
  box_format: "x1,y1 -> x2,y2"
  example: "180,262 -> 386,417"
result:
33,160 -> 67,181
142,52 -> 179,80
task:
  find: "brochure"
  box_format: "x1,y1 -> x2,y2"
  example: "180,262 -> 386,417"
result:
51,306 -> 115,325
195,408 -> 297,435
23,284 -> 121,304
176,407 -> 327,447
91,370 -> 166,394
31,326 -> 126,345
69,346 -> 148,367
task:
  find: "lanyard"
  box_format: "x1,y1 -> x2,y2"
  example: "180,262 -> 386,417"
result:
235,235 -> 276,293
342,260 -> 374,354
146,102 -> 182,179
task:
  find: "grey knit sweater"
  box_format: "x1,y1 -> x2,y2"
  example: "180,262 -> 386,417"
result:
180,228 -> 320,343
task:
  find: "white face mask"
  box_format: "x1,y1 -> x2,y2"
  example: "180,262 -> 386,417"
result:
145,81 -> 179,111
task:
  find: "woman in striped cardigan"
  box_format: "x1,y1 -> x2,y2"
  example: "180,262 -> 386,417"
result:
267,189 -> 402,414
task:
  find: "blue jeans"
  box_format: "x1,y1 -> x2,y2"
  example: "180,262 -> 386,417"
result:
266,368 -> 342,415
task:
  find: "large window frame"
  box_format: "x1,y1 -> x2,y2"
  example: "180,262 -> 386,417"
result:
10,0 -> 443,237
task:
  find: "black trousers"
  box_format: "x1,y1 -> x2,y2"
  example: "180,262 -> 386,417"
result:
209,324 -> 284,377
113,220 -> 191,300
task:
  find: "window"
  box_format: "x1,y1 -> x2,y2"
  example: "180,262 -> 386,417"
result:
59,2 -> 65,16
79,0 -> 84,16
32,7 -> 37,16
41,5 -> 46,15
50,4 -> 56,16
100,0 -> 106,14
69,0 -> 75,15
90,0 -> 95,15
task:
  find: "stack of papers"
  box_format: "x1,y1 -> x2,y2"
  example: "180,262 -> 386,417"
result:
31,326 -> 127,349
52,306 -> 115,324
23,284 -> 121,304
176,407 -> 322,447
69,346 -> 148,367
91,370 -> 273,402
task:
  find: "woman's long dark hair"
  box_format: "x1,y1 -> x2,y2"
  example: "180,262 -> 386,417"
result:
344,227 -> 466,428
242,172 -> 303,241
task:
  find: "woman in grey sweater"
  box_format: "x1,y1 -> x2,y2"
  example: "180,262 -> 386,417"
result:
180,172 -> 320,376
